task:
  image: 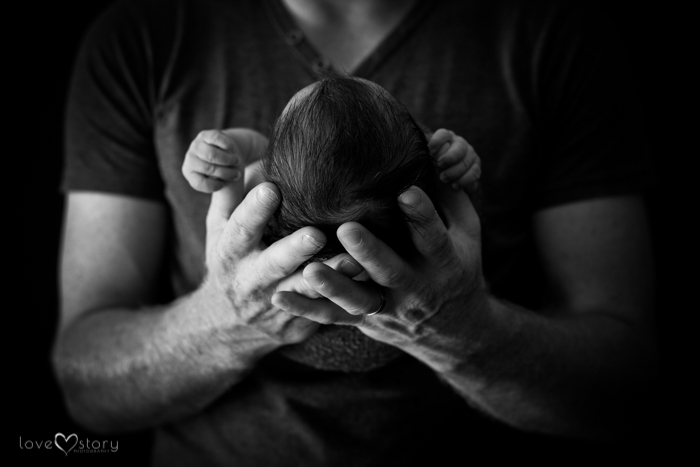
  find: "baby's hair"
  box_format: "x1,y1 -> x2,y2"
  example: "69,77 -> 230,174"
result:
262,74 -> 437,259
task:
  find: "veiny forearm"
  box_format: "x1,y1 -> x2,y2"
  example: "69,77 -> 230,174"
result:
52,284 -> 282,433
409,296 -> 658,439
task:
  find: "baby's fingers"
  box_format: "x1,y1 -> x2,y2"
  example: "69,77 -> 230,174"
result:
449,163 -> 482,191
428,129 -> 454,158
184,170 -> 241,193
437,136 -> 473,167
190,136 -> 241,166
196,129 -> 242,156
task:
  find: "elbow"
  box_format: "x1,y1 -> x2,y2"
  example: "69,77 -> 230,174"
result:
51,344 -> 141,434
61,389 -> 123,435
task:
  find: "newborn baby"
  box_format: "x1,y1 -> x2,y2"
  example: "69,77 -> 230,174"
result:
183,74 -> 481,262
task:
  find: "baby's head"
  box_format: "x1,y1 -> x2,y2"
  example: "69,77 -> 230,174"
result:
262,75 -> 436,260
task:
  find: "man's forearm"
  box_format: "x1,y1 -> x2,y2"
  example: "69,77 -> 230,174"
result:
52,284 -> 282,433
409,296 -> 657,439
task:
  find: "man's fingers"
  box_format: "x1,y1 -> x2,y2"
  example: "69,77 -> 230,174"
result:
276,269 -> 321,299
208,176 -> 245,218
244,160 -> 265,194
432,180 -> 481,238
275,253 -> 365,299
398,187 -> 455,260
336,223 -> 410,288
272,291 -> 363,326
303,263 -> 383,316
253,226 -> 326,282
217,183 -> 281,255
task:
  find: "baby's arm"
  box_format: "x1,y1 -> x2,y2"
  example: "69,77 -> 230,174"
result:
428,129 -> 481,194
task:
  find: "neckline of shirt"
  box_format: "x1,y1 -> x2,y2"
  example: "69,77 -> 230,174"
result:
262,0 -> 435,79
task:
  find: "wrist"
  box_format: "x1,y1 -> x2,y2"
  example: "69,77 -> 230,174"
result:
403,278 -> 496,375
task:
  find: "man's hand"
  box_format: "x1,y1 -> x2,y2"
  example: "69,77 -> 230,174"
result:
271,183 -> 658,438
272,181 -> 486,368
203,181 -> 331,345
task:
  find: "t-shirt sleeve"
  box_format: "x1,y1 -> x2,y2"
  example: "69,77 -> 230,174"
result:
61,0 -> 165,200
531,1 -> 656,208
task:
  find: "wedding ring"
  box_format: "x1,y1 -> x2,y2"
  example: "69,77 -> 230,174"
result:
366,288 -> 386,316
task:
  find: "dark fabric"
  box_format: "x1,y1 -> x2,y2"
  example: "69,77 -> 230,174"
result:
62,0 -> 655,464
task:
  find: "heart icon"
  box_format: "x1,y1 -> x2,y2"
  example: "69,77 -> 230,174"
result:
54,433 -> 78,456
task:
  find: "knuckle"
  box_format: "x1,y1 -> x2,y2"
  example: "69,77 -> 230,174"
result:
182,157 -> 193,174
429,129 -> 449,146
263,252 -> 287,277
472,164 -> 482,178
213,131 -> 234,151
453,138 -> 468,153
183,165 -> 195,181
378,263 -> 410,289
427,230 -> 453,258
202,147 -> 222,165
202,161 -> 217,176
314,311 -> 335,325
434,130 -> 453,144
193,176 -> 209,191
231,218 -> 258,245
443,147 -> 459,162
303,289 -> 322,299
356,236 -> 381,263
463,148 -> 476,164
357,299 -> 376,315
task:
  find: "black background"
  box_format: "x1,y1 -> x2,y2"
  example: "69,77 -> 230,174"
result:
9,0 -> 690,464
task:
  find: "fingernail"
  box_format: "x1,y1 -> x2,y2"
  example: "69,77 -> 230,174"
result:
339,229 -> 362,246
257,186 -> 278,205
232,170 -> 241,181
303,234 -> 323,250
399,189 -> 423,208
338,259 -> 362,277
440,173 -> 448,182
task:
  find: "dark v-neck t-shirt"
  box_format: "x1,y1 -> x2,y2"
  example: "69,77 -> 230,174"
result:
62,0 -> 654,464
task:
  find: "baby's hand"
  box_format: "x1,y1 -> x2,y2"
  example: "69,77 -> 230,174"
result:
183,129 -> 245,192
183,129 -> 268,193
428,129 -> 481,193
